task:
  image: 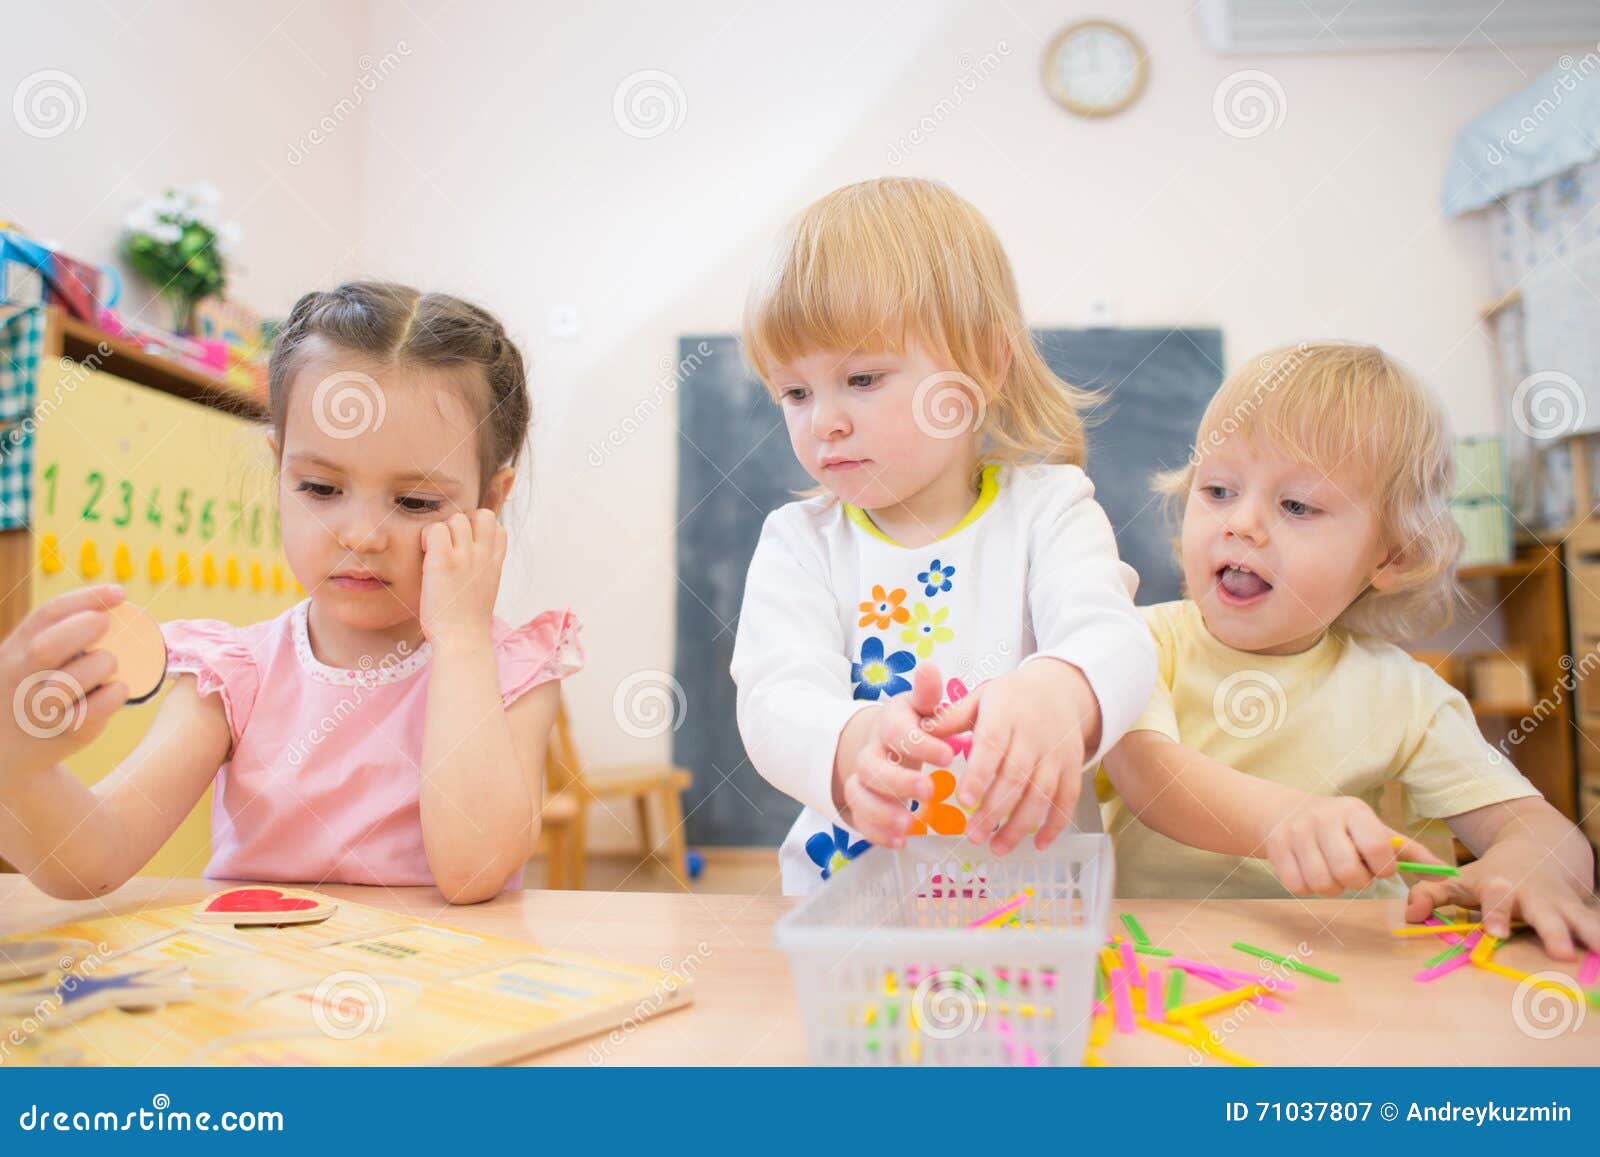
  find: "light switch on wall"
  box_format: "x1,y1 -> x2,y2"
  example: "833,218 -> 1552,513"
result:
548,305 -> 582,339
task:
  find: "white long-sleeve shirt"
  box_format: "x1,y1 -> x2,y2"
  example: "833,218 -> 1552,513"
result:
730,463 -> 1156,894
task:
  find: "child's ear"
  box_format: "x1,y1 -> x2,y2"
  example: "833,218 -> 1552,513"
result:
1370,548 -> 1407,592
480,467 -> 516,515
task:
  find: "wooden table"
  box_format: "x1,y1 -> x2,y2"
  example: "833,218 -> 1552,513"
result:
2,877 -> 1594,1065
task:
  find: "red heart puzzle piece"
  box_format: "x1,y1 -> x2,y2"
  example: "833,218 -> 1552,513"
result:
204,888 -> 319,914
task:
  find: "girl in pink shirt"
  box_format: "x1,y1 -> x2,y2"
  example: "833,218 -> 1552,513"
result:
0,282 -> 581,903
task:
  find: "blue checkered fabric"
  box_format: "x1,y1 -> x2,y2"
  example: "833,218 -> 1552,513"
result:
0,306 -> 44,530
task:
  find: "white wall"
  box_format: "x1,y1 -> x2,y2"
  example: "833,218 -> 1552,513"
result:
3,2 -> 370,322
12,1 -> 1582,850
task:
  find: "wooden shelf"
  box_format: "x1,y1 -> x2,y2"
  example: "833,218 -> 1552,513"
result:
49,308 -> 266,420
1469,701 -> 1538,718
1458,557 -> 1541,581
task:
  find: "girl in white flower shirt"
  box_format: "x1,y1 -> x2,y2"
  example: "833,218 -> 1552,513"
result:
730,177 -> 1157,893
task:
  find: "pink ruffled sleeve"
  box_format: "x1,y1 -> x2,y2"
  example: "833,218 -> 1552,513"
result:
160,618 -> 262,743
494,608 -> 584,706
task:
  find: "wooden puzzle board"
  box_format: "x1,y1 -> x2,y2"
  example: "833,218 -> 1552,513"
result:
0,895 -> 692,1065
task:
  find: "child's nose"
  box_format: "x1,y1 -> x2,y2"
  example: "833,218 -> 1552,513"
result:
335,504 -> 391,553
810,397 -> 850,440
1224,501 -> 1269,542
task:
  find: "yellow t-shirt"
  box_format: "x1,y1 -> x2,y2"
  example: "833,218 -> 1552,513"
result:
1101,599 -> 1540,899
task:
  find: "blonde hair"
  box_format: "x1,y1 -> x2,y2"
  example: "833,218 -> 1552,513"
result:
1153,341 -> 1463,642
742,177 -> 1098,470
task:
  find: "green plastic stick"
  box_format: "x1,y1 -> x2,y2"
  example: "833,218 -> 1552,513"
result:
1120,913 -> 1152,946
1396,861 -> 1459,877
1134,945 -> 1173,957
1422,942 -> 1470,969
1166,969 -> 1184,1011
1231,941 -> 1342,983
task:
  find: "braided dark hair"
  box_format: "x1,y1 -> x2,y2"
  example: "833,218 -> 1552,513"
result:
267,281 -> 530,495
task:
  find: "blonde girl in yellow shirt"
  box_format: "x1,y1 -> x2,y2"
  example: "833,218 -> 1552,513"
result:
1101,342 -> 1598,960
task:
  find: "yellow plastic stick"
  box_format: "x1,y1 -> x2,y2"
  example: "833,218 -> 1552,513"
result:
1166,983 -> 1269,1021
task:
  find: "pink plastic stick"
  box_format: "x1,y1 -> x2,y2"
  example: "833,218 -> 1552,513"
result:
968,891 -> 1029,929
1146,969 -> 1165,1022
1166,955 -> 1298,992
1111,969 -> 1136,1034
1423,915 -> 1465,946
1119,940 -> 1139,976
1580,951 -> 1600,988
1414,949 -> 1477,983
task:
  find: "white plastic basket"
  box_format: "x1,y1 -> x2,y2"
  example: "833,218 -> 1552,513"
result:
773,833 -> 1114,1066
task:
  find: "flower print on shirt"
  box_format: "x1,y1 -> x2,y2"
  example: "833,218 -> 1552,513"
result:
900,602 -> 953,659
805,825 -> 871,881
858,585 -> 910,630
918,558 -> 955,597
851,636 -> 916,701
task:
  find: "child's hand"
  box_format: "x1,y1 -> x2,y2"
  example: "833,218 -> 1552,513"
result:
836,664 -> 956,848
0,584 -> 131,781
930,658 -> 1098,856
419,510 -> 507,646
1402,840 -> 1600,960
1263,796 -> 1443,896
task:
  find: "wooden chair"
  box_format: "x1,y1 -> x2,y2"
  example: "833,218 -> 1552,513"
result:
537,698 -> 694,891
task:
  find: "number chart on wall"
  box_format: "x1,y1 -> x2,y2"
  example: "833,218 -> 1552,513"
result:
29,358 -> 304,877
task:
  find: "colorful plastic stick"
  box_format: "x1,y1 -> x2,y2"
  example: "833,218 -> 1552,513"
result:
1231,942 -> 1341,983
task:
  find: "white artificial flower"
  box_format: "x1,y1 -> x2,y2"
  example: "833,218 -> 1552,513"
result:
215,220 -> 243,256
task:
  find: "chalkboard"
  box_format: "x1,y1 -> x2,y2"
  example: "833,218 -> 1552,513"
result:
672,328 -> 1223,846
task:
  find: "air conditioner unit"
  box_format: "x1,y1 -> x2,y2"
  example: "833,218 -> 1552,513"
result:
1199,0 -> 1600,54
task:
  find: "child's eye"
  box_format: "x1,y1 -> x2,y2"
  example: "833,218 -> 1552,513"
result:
780,386 -> 810,403
1281,499 -> 1317,518
296,481 -> 337,499
1200,484 -> 1232,501
845,372 -> 882,389
397,496 -> 443,514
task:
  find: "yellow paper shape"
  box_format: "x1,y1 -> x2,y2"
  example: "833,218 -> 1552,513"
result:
113,542 -> 134,581
175,551 -> 193,587
271,562 -> 286,594
249,559 -> 264,592
224,555 -> 240,589
38,532 -> 63,575
147,546 -> 166,583
201,553 -> 218,587
79,539 -> 101,579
